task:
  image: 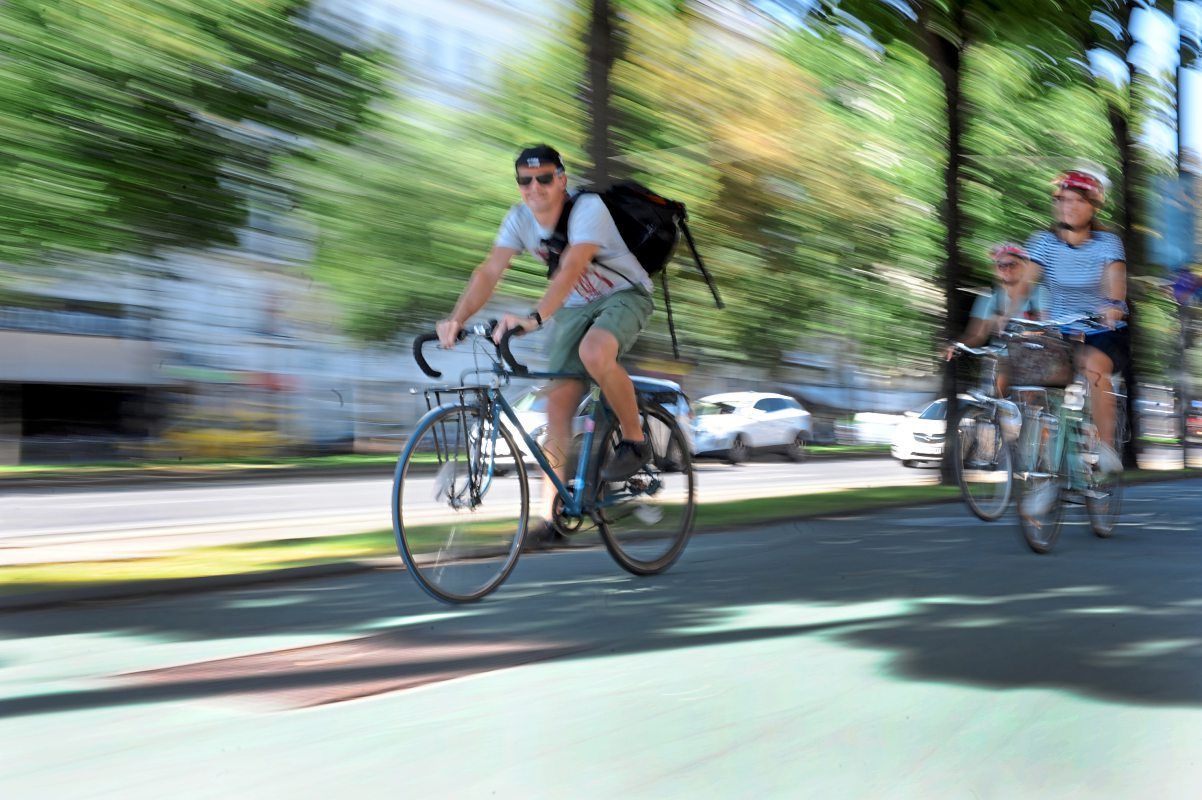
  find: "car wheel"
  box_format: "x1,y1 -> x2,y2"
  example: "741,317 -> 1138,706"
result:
784,430 -> 807,462
901,460 -> 915,468
727,435 -> 749,464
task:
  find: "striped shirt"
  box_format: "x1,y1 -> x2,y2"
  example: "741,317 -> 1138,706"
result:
1024,229 -> 1125,330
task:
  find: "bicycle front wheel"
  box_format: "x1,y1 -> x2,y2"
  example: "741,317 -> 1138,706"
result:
393,403 -> 529,603
1015,413 -> 1065,554
594,403 -> 695,575
953,407 -> 1013,522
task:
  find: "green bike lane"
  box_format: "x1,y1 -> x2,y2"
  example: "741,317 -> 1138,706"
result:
3,480 -> 1202,799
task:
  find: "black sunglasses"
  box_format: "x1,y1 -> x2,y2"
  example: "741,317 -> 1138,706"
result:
516,172 -> 559,186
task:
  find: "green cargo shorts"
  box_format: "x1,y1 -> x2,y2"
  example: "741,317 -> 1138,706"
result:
546,289 -> 654,376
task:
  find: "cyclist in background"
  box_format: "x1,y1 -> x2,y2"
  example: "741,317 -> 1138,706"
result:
946,243 -> 1047,360
1023,168 -> 1128,474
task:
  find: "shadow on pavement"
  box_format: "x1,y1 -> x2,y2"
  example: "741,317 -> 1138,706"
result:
2,480 -> 1201,717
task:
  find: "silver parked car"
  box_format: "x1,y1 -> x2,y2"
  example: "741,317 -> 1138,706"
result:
692,392 -> 812,463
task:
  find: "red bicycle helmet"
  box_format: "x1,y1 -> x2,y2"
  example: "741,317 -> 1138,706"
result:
1053,169 -> 1105,206
989,242 -> 1028,262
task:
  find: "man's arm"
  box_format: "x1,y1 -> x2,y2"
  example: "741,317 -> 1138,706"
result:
438,246 -> 517,347
492,241 -> 599,342
535,242 -> 599,320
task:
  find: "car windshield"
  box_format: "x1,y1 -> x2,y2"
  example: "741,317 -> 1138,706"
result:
916,399 -> 972,421
919,400 -> 946,421
695,401 -> 736,416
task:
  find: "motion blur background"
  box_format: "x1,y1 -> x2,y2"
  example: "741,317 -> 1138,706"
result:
2,0 -> 1199,467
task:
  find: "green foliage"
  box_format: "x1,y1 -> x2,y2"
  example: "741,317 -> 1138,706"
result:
290,14 -> 590,339
0,0 -> 379,263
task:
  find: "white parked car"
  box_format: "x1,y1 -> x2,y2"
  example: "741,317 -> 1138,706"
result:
692,392 -> 812,463
891,397 -> 970,468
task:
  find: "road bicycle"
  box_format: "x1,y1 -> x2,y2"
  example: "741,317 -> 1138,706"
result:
392,322 -> 696,603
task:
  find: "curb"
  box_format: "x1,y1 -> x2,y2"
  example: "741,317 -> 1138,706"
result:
4,469 -> 1198,613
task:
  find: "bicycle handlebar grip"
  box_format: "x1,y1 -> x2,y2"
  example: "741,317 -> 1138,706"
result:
413,329 -> 468,379
498,326 -> 530,376
413,333 -> 443,378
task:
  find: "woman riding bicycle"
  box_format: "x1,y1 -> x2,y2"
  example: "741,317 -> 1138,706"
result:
1023,167 -> 1128,474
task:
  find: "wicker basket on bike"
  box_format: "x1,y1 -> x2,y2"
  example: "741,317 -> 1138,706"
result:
1006,332 -> 1074,387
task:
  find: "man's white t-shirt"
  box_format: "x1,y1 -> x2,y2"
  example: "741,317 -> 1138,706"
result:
494,192 -> 653,307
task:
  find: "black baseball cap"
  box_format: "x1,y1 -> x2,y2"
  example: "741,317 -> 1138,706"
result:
514,144 -> 564,172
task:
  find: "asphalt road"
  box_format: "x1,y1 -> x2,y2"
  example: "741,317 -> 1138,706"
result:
1,456 -> 935,563
3,480 -> 1202,798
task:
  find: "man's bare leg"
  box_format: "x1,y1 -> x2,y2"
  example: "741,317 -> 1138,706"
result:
578,328 -> 644,442
538,379 -> 585,521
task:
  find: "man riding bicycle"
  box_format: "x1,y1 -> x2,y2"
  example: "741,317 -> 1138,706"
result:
436,145 -> 655,541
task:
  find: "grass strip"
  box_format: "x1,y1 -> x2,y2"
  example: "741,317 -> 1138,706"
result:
4,469 -> 1198,597
0,446 -> 892,479
1,484 -> 953,596
0,453 -> 403,477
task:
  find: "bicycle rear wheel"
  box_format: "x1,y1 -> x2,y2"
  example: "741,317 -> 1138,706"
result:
393,403 -> 529,603
1015,413 -> 1065,554
1087,398 -> 1126,538
594,403 -> 695,575
953,407 -> 1013,522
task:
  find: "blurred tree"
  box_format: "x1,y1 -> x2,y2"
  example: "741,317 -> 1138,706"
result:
0,0 -> 380,264
291,15 -> 590,339
608,4 -> 934,369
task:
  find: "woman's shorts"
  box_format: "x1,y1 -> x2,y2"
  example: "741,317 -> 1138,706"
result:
1083,326 -> 1131,375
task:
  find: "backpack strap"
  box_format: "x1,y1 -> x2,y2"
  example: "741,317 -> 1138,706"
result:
660,270 -> 680,360
544,193 -> 576,279
677,212 -> 724,308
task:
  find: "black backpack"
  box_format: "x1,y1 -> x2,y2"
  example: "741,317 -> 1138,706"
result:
543,180 -> 724,358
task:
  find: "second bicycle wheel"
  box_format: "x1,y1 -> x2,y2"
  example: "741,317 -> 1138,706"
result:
1015,413 -> 1065,554
393,402 -> 529,603
594,403 -> 695,575
1086,468 -> 1123,538
953,407 -> 1013,522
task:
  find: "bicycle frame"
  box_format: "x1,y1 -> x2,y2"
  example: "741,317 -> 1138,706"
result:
424,371 -> 620,520
1016,380 -> 1093,493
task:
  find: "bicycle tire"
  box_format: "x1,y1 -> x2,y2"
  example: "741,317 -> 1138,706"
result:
1086,469 -> 1123,538
1015,414 -> 1066,554
953,407 -> 1014,522
593,403 -> 695,575
1087,399 -> 1126,538
392,402 -> 529,603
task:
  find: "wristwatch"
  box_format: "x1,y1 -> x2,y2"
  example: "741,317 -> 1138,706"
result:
1102,299 -> 1129,315
529,309 -> 544,329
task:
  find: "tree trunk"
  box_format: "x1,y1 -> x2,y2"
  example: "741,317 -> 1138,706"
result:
1104,1 -> 1141,468
1176,47 -> 1193,461
585,0 -> 618,187
920,5 -> 968,484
